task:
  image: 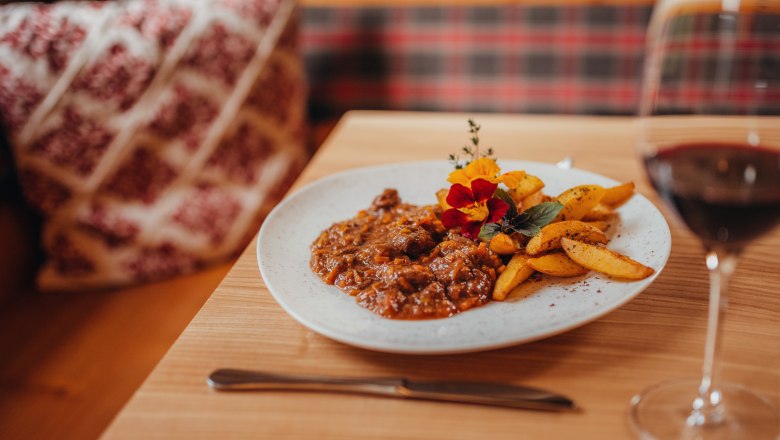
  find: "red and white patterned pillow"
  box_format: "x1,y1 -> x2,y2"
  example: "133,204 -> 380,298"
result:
0,0 -> 308,291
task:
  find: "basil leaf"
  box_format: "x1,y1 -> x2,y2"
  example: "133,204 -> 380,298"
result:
505,223 -> 541,237
493,187 -> 518,218
522,202 -> 563,228
478,222 -> 501,242
501,201 -> 564,237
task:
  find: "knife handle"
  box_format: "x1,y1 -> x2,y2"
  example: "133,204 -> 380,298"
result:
207,368 -> 401,396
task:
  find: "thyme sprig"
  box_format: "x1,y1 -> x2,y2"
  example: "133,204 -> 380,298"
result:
448,119 -> 495,169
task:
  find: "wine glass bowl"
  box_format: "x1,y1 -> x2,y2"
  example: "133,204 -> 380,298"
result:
643,131 -> 780,252
631,0 -> 780,438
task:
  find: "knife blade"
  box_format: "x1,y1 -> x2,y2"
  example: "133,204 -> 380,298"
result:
207,368 -> 576,412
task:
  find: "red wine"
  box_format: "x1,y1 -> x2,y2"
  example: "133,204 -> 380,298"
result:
645,142 -> 780,251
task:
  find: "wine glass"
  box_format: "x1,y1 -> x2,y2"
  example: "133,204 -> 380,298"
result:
631,0 -> 780,438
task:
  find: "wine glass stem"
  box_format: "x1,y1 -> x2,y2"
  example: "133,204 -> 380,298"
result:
689,249 -> 738,427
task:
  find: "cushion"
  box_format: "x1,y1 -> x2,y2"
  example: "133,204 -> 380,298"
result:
0,0 -> 308,291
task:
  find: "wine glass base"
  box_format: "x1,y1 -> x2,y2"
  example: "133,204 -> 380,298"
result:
630,379 -> 780,440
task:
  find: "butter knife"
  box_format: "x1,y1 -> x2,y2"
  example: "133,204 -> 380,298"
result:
207,369 -> 575,412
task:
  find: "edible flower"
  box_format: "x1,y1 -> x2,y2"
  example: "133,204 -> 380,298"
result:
444,119 -> 565,242
441,178 -> 509,240
447,157 -> 526,189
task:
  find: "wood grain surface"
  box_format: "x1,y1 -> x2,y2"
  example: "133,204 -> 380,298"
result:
0,262 -> 233,440
101,111 -> 780,440
299,0 -> 655,7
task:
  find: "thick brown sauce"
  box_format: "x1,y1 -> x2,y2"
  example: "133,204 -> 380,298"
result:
310,189 -> 503,319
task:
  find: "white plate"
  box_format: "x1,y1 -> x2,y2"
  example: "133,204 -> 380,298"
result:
257,161 -> 671,354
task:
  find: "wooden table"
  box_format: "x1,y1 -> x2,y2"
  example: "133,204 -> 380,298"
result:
101,111 -> 780,439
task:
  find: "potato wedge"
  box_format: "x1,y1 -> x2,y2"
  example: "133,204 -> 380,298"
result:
581,203 -> 616,221
525,220 -> 608,255
508,174 -> 545,202
601,182 -> 635,206
519,190 -> 545,211
509,232 -> 531,248
489,233 -> 518,255
553,184 -> 606,222
493,254 -> 534,300
436,188 -> 451,210
527,253 -> 588,277
584,220 -> 609,232
560,238 -> 654,280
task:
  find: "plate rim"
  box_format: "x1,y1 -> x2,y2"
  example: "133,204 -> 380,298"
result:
257,160 -> 672,354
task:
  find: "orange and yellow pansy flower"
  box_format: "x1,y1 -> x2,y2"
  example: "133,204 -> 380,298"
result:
447,157 -> 526,189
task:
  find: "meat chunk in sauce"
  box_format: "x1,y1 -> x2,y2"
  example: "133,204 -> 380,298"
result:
310,189 -> 503,319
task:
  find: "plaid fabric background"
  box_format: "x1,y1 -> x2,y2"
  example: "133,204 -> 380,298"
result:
301,4 -> 653,122
653,11 -> 780,115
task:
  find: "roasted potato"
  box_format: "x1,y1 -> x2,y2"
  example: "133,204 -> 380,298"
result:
508,174 -> 545,202
525,220 -> 608,255
527,253 -> 589,277
601,182 -> 635,206
493,254 -> 535,300
584,220 -> 609,232
489,233 -> 519,255
436,188 -> 452,210
560,237 -> 654,280
581,203 -> 616,221
519,190 -> 546,211
553,184 -> 606,222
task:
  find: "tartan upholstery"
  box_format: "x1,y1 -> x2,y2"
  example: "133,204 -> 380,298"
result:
301,3 -> 654,122
652,11 -> 780,115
